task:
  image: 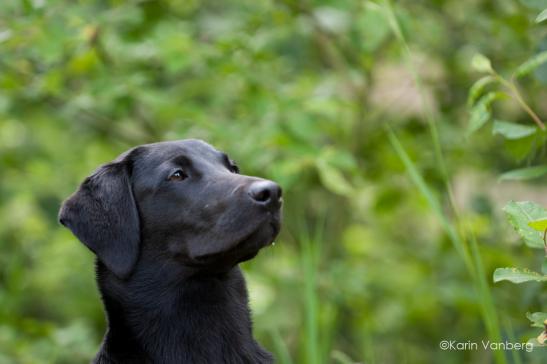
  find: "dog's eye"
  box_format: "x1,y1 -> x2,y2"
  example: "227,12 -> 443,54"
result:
168,170 -> 188,181
230,164 -> 239,174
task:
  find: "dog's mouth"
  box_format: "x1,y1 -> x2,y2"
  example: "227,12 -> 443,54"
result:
193,218 -> 280,265
237,221 -> 280,262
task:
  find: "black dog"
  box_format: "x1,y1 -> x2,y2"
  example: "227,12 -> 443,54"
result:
59,139 -> 282,363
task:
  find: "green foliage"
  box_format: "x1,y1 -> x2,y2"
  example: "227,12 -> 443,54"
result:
451,0 -> 547,355
493,268 -> 546,283
469,5 -> 547,347
466,49 -> 547,140
504,201 -> 547,249
494,200 -> 547,347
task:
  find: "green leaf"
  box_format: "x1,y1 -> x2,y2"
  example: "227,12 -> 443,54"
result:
499,166 -> 547,181
526,312 -> 547,328
528,218 -> 547,231
471,53 -> 493,73
504,201 -> 547,248
467,76 -> 497,107
492,120 -> 536,140
536,9 -> 547,23
467,92 -> 504,135
493,267 -> 547,283
514,51 -> 547,78
543,257 -> 547,275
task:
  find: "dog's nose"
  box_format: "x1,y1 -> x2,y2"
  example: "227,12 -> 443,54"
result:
248,180 -> 282,209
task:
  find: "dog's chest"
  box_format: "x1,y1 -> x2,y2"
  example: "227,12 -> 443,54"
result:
129,277 -> 260,362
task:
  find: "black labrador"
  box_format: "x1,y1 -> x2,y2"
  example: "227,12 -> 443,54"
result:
58,139 -> 282,363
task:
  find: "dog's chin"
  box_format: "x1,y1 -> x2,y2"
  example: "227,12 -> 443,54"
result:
191,220 -> 280,269
236,221 -> 280,263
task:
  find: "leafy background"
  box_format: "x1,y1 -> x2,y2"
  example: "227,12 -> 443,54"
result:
1,0 -> 547,363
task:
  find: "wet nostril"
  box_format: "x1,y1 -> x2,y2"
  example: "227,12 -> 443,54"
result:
249,180 -> 281,207
254,189 -> 271,202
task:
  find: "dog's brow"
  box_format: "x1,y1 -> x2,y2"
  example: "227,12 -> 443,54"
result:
172,155 -> 192,166
220,153 -> 231,165
220,153 -> 239,173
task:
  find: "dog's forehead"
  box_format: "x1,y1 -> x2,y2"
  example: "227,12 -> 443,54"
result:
138,139 -> 222,166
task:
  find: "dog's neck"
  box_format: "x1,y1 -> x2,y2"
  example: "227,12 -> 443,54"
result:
95,257 -> 272,364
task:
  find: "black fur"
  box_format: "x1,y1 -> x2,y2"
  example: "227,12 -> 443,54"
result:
59,140 -> 282,363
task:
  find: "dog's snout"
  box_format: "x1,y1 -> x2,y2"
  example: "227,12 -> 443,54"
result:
248,180 -> 282,209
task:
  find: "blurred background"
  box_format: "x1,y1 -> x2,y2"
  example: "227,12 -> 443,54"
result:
1,0 -> 547,363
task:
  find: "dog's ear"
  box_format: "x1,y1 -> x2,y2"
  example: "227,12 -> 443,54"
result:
59,155 -> 140,279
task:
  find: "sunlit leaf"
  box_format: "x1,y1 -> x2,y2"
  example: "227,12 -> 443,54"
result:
492,120 -> 536,139
493,267 -> 547,283
499,166 -> 547,181
504,201 -> 547,248
528,218 -> 547,231
536,9 -> 547,22
471,53 -> 493,73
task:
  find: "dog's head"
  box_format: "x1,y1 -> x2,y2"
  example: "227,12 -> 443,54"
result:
59,140 -> 282,279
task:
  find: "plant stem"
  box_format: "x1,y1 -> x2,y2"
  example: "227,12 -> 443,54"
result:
498,75 -> 545,130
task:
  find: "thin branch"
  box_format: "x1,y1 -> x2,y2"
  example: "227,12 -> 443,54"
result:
507,77 -> 545,130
